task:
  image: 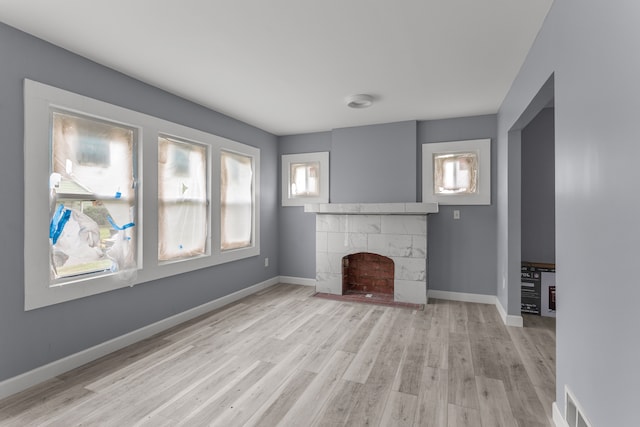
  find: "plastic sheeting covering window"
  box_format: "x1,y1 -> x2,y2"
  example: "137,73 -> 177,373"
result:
220,150 -> 253,251
158,136 -> 208,261
433,152 -> 478,194
290,161 -> 320,198
50,111 -> 137,280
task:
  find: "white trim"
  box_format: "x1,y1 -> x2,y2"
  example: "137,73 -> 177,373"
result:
304,202 -> 438,215
279,276 -> 316,286
428,289 -> 496,304
427,289 -> 523,327
0,276 -> 279,401
553,402 -> 569,427
494,297 -> 524,327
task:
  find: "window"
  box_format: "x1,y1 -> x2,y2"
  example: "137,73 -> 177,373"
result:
281,152 -> 329,206
50,111 -> 138,281
24,79 -> 260,310
158,136 -> 208,262
422,139 -> 491,205
221,151 -> 254,250
433,152 -> 478,194
291,161 -> 320,197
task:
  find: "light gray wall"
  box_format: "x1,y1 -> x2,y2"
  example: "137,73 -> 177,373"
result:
278,132 -> 332,279
419,115 -> 497,295
521,107 -> 555,264
331,121 -> 417,203
0,22 -> 278,382
279,117 -> 498,298
497,0 -> 640,424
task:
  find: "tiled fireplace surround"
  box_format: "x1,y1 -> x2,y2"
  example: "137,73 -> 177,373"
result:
305,203 -> 439,304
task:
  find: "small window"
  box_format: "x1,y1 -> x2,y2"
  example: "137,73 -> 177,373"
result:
422,139 -> 491,205
281,152 -> 329,206
221,150 -> 254,250
50,111 -> 138,281
158,136 -> 208,262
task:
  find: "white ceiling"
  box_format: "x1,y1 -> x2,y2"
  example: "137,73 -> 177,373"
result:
0,0 -> 553,136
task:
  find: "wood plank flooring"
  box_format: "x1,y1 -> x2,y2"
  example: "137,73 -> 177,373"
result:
0,284 -> 556,426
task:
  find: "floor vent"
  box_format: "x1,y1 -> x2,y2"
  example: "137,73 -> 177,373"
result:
565,387 -> 593,427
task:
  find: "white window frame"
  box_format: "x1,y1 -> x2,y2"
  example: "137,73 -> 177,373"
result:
422,139 -> 491,205
157,135 -> 210,263
24,79 -> 260,310
281,152 -> 329,206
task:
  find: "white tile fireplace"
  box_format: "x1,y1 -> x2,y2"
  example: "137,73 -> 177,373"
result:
304,203 -> 439,304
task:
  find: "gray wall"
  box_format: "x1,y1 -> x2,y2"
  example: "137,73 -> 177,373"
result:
278,131 -> 331,279
331,121 -> 417,203
497,0 -> 640,424
521,107 -> 555,264
419,115 -> 497,295
279,116 -> 498,297
0,22 -> 278,382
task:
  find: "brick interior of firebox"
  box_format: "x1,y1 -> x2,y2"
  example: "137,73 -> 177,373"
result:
342,252 -> 394,296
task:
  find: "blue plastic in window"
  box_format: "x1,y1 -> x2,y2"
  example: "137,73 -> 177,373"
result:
107,215 -> 135,231
49,204 -> 71,244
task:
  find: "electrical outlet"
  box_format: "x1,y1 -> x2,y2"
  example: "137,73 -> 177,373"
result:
453,210 -> 460,220
264,257 -> 269,267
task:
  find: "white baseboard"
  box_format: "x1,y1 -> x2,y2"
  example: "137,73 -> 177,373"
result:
428,289 -> 523,328
553,402 -> 569,427
0,276 -> 280,401
428,289 -> 496,304
279,276 -> 316,286
494,298 -> 524,327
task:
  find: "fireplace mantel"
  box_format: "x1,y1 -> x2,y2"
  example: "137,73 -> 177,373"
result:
304,202 -> 438,215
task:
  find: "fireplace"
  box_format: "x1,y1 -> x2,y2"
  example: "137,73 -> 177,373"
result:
305,202 -> 438,304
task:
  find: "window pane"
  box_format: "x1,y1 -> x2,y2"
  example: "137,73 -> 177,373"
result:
290,161 -> 320,197
433,152 -> 478,194
50,111 -> 137,280
158,136 -> 208,261
221,151 -> 253,250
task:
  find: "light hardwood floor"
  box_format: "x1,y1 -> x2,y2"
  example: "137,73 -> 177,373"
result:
0,284 -> 556,427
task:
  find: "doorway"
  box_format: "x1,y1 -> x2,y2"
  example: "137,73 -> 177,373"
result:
508,74 -> 557,423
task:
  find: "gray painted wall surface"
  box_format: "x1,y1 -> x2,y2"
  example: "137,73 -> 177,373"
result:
497,0 -> 639,424
418,115 -> 497,295
331,121 -> 416,203
279,117 -> 498,298
521,107 -> 555,264
0,23 -> 278,382
278,132 -> 332,279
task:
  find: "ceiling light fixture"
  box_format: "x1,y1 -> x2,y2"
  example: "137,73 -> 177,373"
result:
346,94 -> 374,109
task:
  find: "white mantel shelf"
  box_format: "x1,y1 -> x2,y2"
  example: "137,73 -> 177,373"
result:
304,202 -> 439,215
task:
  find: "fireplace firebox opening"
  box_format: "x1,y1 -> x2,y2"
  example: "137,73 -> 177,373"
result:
342,252 -> 394,296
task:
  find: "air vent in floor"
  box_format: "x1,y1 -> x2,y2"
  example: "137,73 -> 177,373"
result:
565,387 -> 593,427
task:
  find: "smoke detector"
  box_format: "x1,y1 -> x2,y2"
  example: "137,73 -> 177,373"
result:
345,94 -> 374,109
